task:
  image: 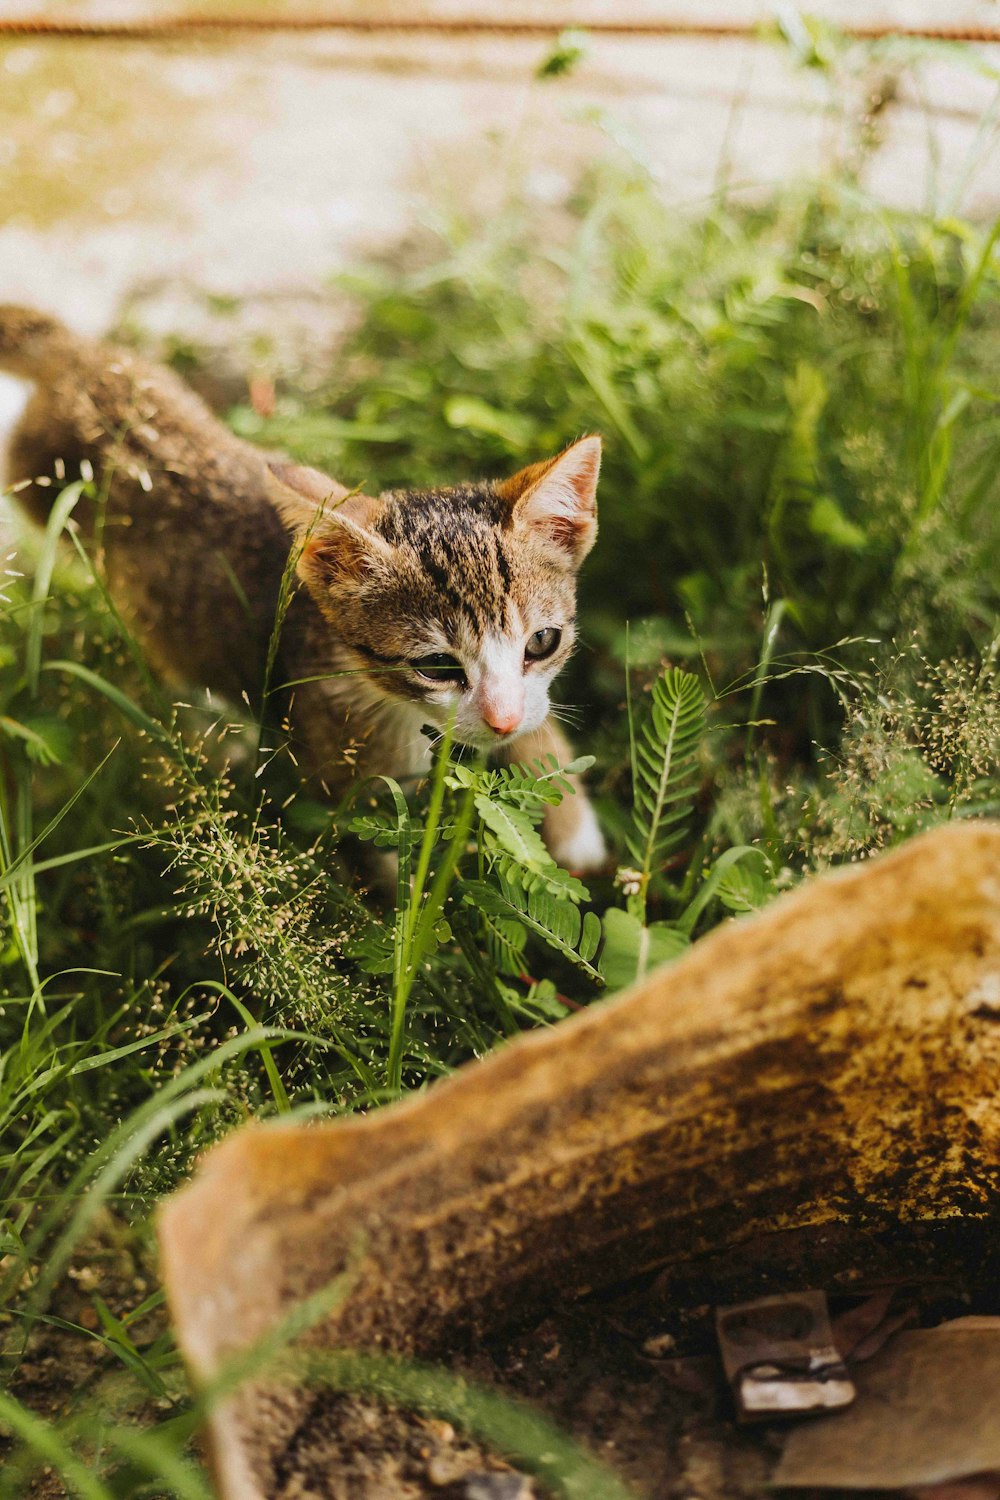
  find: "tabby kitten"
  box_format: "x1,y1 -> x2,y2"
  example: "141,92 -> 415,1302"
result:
0,304 -> 606,871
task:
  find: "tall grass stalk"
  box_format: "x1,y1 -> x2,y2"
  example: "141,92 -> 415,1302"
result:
386,715 -> 476,1091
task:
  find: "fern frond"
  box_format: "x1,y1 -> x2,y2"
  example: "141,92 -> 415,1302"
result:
677,844 -> 776,934
462,878 -> 603,982
488,849 -> 589,904
476,797 -> 551,866
626,667 -> 706,881
475,906 -> 528,976
476,796 -> 589,903
348,812 -> 403,848
451,754 -> 589,817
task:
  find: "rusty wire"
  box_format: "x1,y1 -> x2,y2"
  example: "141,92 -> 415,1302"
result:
0,14 -> 999,44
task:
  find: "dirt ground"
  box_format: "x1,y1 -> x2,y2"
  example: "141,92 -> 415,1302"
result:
3,3 -> 1000,536
11,1213 -> 999,1498
222,1218 -> 1000,1500
1,2 -> 999,329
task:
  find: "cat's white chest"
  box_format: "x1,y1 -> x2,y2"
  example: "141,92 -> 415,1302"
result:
390,701 -> 437,779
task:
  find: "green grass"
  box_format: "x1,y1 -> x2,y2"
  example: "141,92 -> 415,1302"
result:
4,92 -> 1000,1495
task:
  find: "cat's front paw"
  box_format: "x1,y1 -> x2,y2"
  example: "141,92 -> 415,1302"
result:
547,796 -> 608,876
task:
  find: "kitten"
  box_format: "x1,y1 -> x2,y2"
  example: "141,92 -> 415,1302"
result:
0,304 -> 606,872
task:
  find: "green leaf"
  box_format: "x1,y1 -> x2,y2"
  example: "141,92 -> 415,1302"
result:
0,743 -> 120,893
678,845 -> 774,935
808,496 -> 867,550
579,910 -> 602,963
476,797 -> 552,869
443,396 -> 535,448
487,915 -> 529,975
626,667 -> 706,882
41,660 -> 169,744
716,860 -> 774,914
349,812 -> 404,848
767,360 -> 828,569
599,908 -> 688,991
463,879 -> 603,983
26,481 -> 85,696
536,27 -> 588,78
0,714 -> 72,766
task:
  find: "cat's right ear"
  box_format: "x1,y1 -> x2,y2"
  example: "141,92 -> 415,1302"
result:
498,436 -> 601,567
264,461 -> 353,531
264,462 -> 390,588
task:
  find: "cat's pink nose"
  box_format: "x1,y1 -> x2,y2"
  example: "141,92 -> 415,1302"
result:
482,707 -> 521,737
479,688 -> 524,737
479,679 -> 524,737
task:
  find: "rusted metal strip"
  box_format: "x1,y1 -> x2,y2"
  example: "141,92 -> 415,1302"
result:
716,1291 -> 855,1422
0,14 -> 999,44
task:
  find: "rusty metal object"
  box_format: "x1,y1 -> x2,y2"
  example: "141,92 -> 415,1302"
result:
716,1291 -> 854,1420
159,822 -> 1000,1499
1,15 -> 1000,43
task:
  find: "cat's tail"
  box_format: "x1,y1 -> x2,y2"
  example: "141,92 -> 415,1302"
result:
0,305 -> 82,380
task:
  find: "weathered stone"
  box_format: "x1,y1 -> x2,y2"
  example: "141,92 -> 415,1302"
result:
159,822 -> 1000,1499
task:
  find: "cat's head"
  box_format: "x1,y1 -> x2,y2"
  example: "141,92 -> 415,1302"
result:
265,437 -> 600,751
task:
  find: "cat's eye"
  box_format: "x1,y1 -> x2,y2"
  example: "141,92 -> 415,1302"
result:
411,652 -> 467,687
525,628 -> 562,662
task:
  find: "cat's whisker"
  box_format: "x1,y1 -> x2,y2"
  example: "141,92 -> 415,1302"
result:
550,704 -> 584,728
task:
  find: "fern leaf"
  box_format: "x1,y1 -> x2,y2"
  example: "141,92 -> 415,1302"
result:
476,795 -> 589,904
462,879 -> 603,983
482,912 -> 528,975
475,797 -> 551,868
678,844 -> 775,934
579,909 -> 602,963
492,851 -> 589,905
627,667 -> 706,880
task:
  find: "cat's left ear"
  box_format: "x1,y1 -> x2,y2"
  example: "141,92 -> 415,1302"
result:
499,435 -> 601,566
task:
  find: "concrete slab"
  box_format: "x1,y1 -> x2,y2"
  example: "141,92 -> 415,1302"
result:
0,6 -> 998,340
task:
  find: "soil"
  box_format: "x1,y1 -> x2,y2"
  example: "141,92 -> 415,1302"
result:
0,1215 -> 175,1500
6,1217 -> 1000,1496
237,1218 -> 1000,1500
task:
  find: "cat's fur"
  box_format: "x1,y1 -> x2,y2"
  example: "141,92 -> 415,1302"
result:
0,305 -> 605,871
